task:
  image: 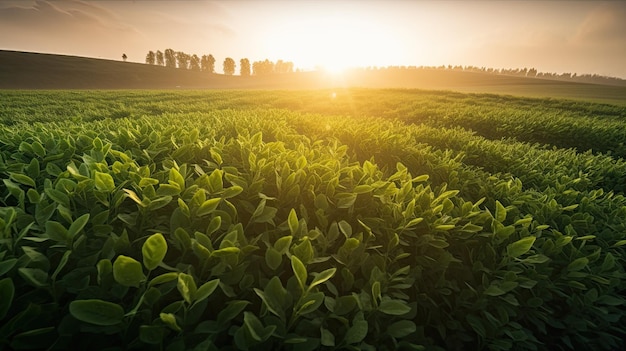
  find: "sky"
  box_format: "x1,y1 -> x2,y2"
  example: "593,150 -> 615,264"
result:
0,0 -> 625,78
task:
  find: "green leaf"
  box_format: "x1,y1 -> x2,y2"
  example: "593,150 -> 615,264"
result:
254,276 -> 287,320
507,236 -> 536,258
265,247 -> 282,270
222,185 -> 243,199
18,268 -> 48,288
139,325 -> 164,345
291,255 -> 307,291
194,279 -> 220,304
160,312 -> 182,332
308,268 -> 336,291
197,198 -> 221,217
0,278 -> 15,320
288,208 -> 299,235
178,273 -> 197,304
274,235 -> 293,254
344,314 -> 368,344
378,298 -> 411,315
68,213 -> 90,240
142,233 -> 168,270
466,314 -> 487,338
45,221 -> 69,243
567,257 -> 589,272
495,200 -> 507,222
320,327 -> 335,347
113,255 -> 145,288
10,173 -> 36,188
169,168 -> 186,191
387,320 -> 417,338
51,250 -> 72,281
94,171 -> 115,192
123,189 -> 143,206
243,311 -> 275,342
149,272 -> 180,287
69,299 -> 124,326
484,285 -> 506,297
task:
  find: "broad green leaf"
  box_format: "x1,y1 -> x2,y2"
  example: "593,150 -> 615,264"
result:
344,315 -> 368,344
51,250 -> 72,281
69,299 -> 124,326
387,320 -> 417,338
222,185 -> 243,199
177,273 -> 197,304
484,284 -> 506,297
149,272 -> 180,287
169,168 -> 185,191
320,327 -> 335,347
139,325 -> 164,345
10,173 -> 36,188
0,277 -> 15,319
197,198 -> 221,217
495,200 -> 507,222
567,257 -> 589,272
265,247 -> 282,270
94,171 -> 115,192
68,213 -> 90,240
288,208 -> 299,235
308,268 -> 336,291
243,311 -> 274,342
18,268 -> 48,288
194,279 -> 220,304
142,233 -> 168,270
291,255 -> 307,291
254,276 -> 287,320
45,221 -> 69,243
507,236 -> 536,258
274,235 -> 293,254
378,298 -> 411,315
217,300 -> 250,325
160,312 -> 181,332
113,255 -> 145,288
466,314 -> 487,338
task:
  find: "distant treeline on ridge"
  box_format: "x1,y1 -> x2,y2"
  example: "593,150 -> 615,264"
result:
145,49 -> 294,76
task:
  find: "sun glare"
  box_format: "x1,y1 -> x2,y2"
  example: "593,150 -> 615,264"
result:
263,11 -> 401,71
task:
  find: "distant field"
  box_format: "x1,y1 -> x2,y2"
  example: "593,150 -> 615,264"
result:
1,50 -> 625,104
1,89 -> 626,350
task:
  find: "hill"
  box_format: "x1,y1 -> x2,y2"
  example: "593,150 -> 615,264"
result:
1,50 -> 625,103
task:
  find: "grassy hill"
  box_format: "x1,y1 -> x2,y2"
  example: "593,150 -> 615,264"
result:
1,50 -> 625,103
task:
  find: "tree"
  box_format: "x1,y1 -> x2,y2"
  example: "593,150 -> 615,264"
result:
201,54 -> 216,73
164,49 -> 176,68
240,58 -> 251,76
176,51 -> 190,69
145,51 -> 156,65
252,59 -> 274,75
190,54 -> 201,71
223,57 -> 235,75
122,53 -> 127,62
275,60 -> 294,74
156,50 -> 164,66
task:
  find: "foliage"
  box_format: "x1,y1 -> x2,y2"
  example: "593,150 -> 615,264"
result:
0,89 -> 625,350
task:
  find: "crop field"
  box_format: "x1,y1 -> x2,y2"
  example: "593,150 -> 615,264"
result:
1,89 -> 626,350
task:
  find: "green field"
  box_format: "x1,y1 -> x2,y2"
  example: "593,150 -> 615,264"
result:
1,89 -> 626,350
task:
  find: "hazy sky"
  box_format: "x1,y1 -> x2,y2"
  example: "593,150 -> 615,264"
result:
1,0 -> 625,77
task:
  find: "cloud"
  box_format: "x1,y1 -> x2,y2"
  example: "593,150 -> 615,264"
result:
573,3 -> 626,45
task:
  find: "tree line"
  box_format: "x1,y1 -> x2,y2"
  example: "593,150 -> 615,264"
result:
145,50 -> 294,76
358,65 -> 626,86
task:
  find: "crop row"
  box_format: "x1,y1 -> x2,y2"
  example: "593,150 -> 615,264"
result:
1,104 -> 625,350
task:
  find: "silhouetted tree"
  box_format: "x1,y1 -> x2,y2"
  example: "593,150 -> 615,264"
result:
275,60 -> 294,73
145,51 -> 156,65
252,59 -> 274,75
201,54 -> 216,73
240,58 -> 251,76
156,50 -> 164,66
122,53 -> 127,62
223,57 -> 235,75
190,54 -> 201,71
164,49 -> 176,68
176,51 -> 190,69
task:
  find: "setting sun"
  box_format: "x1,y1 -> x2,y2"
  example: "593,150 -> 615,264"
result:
262,10 -> 402,71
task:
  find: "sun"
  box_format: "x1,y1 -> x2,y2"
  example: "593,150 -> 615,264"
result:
262,11 -> 402,71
